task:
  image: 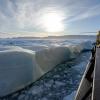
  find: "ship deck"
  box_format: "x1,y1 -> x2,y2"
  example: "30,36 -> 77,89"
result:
92,47 -> 100,100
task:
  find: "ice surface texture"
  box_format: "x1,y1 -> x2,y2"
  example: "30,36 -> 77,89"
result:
0,41 -> 93,96
0,47 -> 43,97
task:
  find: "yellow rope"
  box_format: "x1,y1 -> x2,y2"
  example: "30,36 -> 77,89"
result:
96,31 -> 100,47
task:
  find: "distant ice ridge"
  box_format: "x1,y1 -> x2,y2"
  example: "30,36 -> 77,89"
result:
0,41 -> 93,97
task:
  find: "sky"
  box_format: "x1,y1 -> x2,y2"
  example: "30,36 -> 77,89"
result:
0,0 -> 100,37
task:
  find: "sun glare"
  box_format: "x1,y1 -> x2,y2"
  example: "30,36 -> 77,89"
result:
41,12 -> 65,33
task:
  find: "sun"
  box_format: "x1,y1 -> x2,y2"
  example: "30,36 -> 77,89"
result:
41,12 -> 64,33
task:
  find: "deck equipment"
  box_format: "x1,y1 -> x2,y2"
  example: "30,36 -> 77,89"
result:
75,31 -> 100,100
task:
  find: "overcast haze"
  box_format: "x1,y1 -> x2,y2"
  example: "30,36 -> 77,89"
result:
0,0 -> 100,37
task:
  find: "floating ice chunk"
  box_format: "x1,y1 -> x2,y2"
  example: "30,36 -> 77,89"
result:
36,47 -> 71,72
0,47 -> 43,97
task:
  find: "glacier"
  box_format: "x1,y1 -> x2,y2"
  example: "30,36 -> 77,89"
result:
0,41 -> 93,97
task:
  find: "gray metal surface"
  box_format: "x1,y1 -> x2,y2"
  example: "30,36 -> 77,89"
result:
92,48 -> 100,100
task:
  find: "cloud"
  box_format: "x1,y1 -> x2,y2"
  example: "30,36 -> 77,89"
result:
15,0 -> 91,26
0,0 -> 100,37
67,4 -> 100,22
